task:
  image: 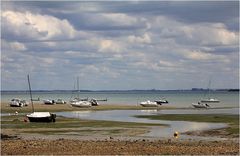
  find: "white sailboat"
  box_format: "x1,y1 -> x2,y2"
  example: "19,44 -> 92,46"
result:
140,100 -> 158,107
200,79 -> 220,103
192,102 -> 210,109
10,98 -> 28,107
70,77 -> 91,108
26,75 -> 56,122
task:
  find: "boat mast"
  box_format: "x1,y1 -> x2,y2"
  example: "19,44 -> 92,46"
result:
77,76 -> 79,99
27,74 -> 34,112
207,79 -> 211,98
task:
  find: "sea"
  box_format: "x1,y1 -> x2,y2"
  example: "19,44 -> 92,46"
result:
1,90 -> 239,108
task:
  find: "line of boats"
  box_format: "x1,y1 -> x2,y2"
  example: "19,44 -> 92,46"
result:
140,97 -> 219,108
10,98 -> 107,107
8,75 -> 220,123
10,96 -> 219,109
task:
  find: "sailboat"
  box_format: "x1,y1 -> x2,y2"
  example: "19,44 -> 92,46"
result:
70,77 -> 91,108
140,100 -> 158,107
200,79 -> 220,103
26,75 -> 56,122
192,102 -> 210,108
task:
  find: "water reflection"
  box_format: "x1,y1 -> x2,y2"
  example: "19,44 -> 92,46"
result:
57,110 -> 227,139
156,108 -> 238,115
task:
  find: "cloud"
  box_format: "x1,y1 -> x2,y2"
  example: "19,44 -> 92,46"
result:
128,33 -> 151,44
1,1 -> 239,90
2,40 -> 27,51
184,50 -> 229,62
98,39 -> 123,53
2,11 -> 77,41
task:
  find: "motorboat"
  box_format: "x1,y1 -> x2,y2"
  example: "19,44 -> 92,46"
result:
155,98 -> 169,105
26,75 -> 56,122
10,98 -> 28,107
140,100 -> 158,107
26,112 -> 56,122
70,100 -> 92,108
192,102 -> 210,109
43,99 -> 55,105
55,99 -> 66,104
200,98 -> 220,103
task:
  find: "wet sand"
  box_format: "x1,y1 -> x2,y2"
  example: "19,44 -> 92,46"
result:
1,102 -> 174,113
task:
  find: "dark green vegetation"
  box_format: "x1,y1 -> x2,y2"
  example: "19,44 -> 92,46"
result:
135,114 -> 239,136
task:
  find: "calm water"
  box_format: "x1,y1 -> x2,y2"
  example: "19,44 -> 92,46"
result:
57,110 -> 228,140
1,90 -> 239,108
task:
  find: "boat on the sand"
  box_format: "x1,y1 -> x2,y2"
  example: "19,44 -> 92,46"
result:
140,100 -> 158,107
26,75 -> 56,122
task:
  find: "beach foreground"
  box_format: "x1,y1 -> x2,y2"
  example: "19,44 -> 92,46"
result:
1,136 -> 239,155
1,102 -> 239,155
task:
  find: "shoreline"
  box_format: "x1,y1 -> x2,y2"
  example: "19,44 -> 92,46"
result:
1,102 -> 238,113
1,102 -> 239,155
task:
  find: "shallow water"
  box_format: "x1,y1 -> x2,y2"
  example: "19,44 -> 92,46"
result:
57,110 -> 228,140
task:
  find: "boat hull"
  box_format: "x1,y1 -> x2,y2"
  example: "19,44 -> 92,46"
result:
70,101 -> 91,108
140,101 -> 158,107
192,103 -> 209,109
27,116 -> 54,122
27,113 -> 56,122
200,99 -> 219,103
140,104 -> 158,107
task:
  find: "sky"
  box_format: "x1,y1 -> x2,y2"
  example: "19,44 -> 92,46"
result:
1,1 -> 239,90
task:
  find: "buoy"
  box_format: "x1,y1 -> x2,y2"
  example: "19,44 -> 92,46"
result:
174,131 -> 179,138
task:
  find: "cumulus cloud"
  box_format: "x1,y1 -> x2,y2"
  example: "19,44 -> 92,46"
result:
1,1 -> 239,90
2,11 -> 77,41
152,16 -> 238,46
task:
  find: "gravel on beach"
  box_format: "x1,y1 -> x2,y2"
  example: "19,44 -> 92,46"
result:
1,138 -> 239,155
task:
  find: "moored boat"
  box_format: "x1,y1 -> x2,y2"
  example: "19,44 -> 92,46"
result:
89,98 -> 99,106
26,75 -> 56,122
140,100 -> 158,107
155,98 -> 169,105
192,102 -> 210,108
43,99 -> 55,105
10,98 -> 28,107
27,112 -> 56,122
70,77 -> 91,108
70,100 -> 92,108
200,98 -> 219,103
55,99 -> 67,104
200,79 -> 220,103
